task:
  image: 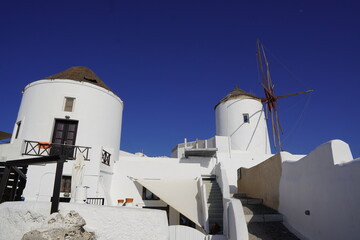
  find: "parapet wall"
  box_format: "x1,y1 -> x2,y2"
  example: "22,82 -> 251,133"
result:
237,139 -> 360,240
279,140 -> 360,240
237,153 -> 282,210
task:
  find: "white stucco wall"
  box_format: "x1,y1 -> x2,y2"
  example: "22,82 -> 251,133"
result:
11,79 -> 123,202
0,139 -> 23,161
215,98 -> 270,155
0,201 -> 169,240
14,79 -> 123,159
279,140 -> 360,240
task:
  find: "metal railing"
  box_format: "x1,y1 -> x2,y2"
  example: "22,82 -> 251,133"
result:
86,197 -> 105,205
101,149 -> 111,166
23,140 -> 91,160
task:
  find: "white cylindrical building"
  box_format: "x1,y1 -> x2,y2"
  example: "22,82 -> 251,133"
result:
13,66 -> 123,154
12,66 -> 123,202
215,86 -> 271,155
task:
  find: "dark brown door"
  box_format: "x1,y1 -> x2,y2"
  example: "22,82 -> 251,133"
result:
51,120 -> 78,158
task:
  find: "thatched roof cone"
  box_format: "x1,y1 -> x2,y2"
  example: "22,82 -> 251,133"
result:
44,66 -> 112,92
214,86 -> 260,109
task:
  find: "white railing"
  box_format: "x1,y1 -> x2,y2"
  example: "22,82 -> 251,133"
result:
169,225 -> 206,240
198,177 -> 209,233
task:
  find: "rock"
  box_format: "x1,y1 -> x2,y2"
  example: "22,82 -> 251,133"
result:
21,211 -> 96,240
64,211 -> 86,228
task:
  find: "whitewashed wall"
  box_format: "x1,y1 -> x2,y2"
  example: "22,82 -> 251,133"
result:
169,225 -> 206,240
14,79 -> 123,202
215,98 -> 270,155
0,201 -> 169,240
279,140 -> 360,240
14,79 -> 123,159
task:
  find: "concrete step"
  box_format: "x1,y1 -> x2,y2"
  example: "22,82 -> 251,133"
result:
209,212 -> 223,218
233,192 -> 247,198
207,235 -> 227,240
208,207 -> 223,213
207,196 -> 223,201
236,193 -> 297,239
248,222 -> 300,240
245,213 -> 283,223
243,204 -> 278,215
240,197 -> 263,205
207,202 -> 223,209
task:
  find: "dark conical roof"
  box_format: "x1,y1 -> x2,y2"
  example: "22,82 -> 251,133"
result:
44,66 -> 111,91
214,86 -> 260,109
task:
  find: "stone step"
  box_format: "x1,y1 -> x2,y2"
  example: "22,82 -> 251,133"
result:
233,192 -> 247,198
245,213 -> 283,223
207,191 -> 222,196
240,198 -> 283,223
207,196 -> 223,201
236,193 -> 297,239
248,222 -> 300,240
240,197 -> 263,205
243,204 -> 278,215
207,202 -> 223,206
209,209 -> 223,215
207,235 -> 227,240
209,212 -> 223,218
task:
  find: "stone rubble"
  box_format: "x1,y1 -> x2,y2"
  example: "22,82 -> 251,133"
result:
21,211 -> 96,240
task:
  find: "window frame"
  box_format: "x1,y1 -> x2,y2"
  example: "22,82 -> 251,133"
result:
15,121 -> 21,139
63,97 -> 76,112
243,113 -> 250,123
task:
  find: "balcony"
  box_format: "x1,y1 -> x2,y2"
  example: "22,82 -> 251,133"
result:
23,140 -> 91,160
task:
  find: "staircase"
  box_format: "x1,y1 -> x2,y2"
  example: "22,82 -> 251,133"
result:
203,176 -> 223,235
233,193 -> 300,240
0,165 -> 27,202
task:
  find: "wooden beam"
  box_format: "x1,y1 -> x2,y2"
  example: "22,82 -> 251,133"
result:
11,166 -> 27,180
50,156 -> 65,214
4,155 -> 63,167
0,166 -> 11,202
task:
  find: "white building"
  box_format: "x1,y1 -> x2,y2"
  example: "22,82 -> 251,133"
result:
0,66 -> 359,240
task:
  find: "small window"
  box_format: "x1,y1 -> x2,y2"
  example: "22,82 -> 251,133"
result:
243,113 -> 250,123
142,187 -> 160,200
60,176 -> 71,193
64,97 -> 75,112
15,121 -> 21,139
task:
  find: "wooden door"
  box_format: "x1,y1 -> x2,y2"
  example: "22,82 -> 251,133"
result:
51,120 -> 78,158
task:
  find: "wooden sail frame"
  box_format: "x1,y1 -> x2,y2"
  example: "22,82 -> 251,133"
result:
256,40 -> 313,151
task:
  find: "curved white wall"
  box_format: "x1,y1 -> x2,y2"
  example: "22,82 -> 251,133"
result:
13,79 -> 123,157
279,140 -> 360,240
215,98 -> 270,154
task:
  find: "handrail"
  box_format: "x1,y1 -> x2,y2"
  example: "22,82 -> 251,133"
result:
23,140 -> 91,160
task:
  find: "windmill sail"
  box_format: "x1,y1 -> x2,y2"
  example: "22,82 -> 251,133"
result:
256,40 -> 313,151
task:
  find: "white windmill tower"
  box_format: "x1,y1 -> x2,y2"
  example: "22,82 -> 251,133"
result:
215,41 -> 313,154
13,66 -> 123,202
215,86 -> 271,155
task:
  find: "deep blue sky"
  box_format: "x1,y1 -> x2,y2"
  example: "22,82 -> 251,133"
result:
1,1 -> 359,158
